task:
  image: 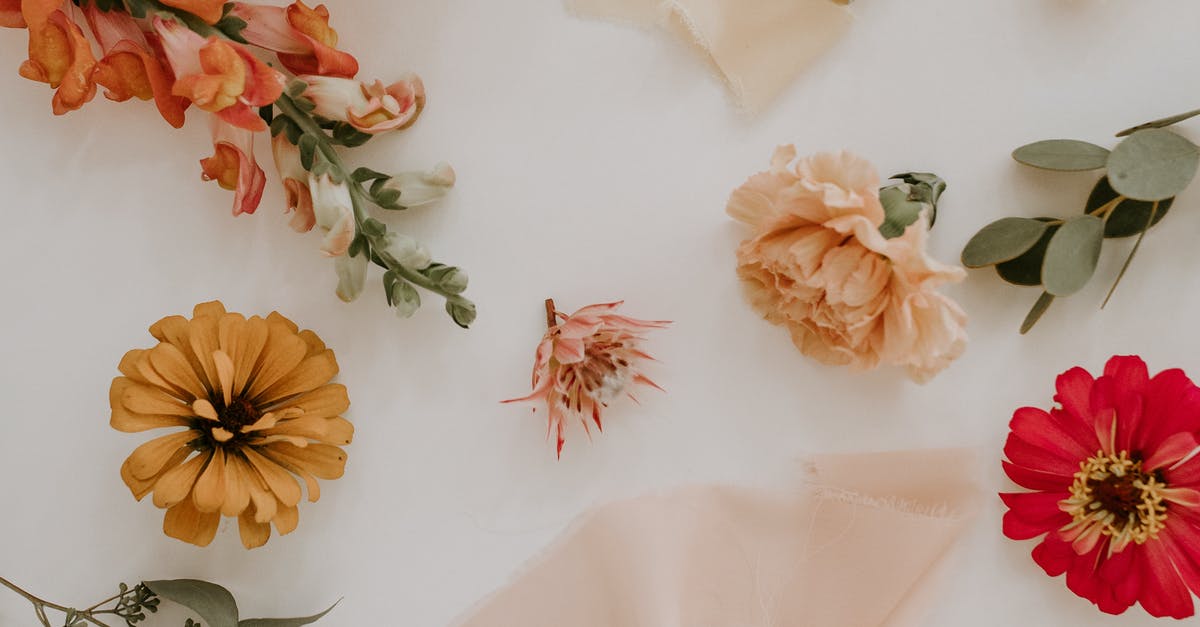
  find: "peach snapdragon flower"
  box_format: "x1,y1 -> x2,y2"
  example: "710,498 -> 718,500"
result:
728,146 -> 967,382
504,300 -> 669,457
154,16 -> 285,131
111,301 -> 352,549
301,75 -> 424,134
159,0 -> 227,25
233,1 -> 358,78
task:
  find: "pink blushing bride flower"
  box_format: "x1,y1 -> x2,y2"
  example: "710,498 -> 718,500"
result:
504,301 -> 669,457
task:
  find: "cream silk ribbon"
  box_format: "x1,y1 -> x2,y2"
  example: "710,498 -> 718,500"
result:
457,449 -> 980,627
566,0 -> 854,113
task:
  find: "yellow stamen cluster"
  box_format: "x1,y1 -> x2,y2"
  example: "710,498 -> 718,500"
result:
1061,451 -> 1168,550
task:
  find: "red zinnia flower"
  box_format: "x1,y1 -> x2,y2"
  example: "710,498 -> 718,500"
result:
1002,355 -> 1200,618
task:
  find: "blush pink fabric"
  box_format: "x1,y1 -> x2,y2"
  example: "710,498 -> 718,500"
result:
565,0 -> 854,113
457,449 -> 981,627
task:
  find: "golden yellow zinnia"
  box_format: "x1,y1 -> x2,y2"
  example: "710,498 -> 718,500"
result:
111,301 -> 353,549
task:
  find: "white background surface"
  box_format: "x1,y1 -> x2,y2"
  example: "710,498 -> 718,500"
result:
3,1 -> 1200,625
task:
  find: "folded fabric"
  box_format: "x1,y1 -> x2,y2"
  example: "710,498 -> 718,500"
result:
457,449 -> 981,627
566,0 -> 854,113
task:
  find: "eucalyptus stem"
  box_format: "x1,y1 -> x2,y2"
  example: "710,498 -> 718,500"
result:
273,93 -> 472,308
0,576 -> 115,627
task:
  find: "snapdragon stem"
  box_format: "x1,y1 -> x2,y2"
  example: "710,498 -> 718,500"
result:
273,94 -> 471,309
545,299 -> 557,329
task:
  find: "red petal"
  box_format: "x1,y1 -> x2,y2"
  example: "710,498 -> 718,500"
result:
1054,366 -> 1095,422
1138,540 -> 1195,618
1004,432 -> 1082,477
1161,518 -> 1200,598
1138,369 -> 1200,451
1010,406 -> 1093,463
1102,356 -> 1150,451
1002,460 -> 1072,491
1031,535 -> 1076,577
1146,432 -> 1200,472
1001,491 -> 1070,540
1064,541 -> 1107,607
1096,547 -> 1140,614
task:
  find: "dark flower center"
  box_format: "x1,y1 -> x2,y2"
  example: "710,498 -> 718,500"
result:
1063,451 -> 1168,548
215,396 -> 262,432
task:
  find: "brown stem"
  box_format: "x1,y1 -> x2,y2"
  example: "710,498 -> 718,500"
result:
545,299 -> 557,329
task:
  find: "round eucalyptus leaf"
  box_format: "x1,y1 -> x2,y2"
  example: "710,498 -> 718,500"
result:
1042,215 -> 1104,296
1085,176 -> 1173,238
962,217 -> 1050,268
1107,129 -> 1200,201
995,219 -> 1059,286
1012,139 -> 1110,171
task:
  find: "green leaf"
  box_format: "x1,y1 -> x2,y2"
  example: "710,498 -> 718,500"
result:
1042,215 -> 1104,296
1117,107 -> 1200,137
1020,292 -> 1055,335
124,0 -> 151,18
961,217 -> 1050,268
877,185 -> 924,239
297,134 -> 317,171
1012,139 -> 1110,171
1107,128 -> 1200,201
144,580 -> 238,627
361,218 -> 386,237
238,601 -> 339,627
995,219 -> 1059,286
351,167 -> 390,183
1085,176 -> 1173,238
373,188 -> 402,210
286,79 -> 308,99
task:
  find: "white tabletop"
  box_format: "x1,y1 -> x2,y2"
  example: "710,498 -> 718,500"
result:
3,1 -> 1200,625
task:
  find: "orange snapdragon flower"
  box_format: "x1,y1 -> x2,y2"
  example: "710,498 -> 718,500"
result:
0,0 -> 23,28
84,5 -> 187,128
155,16 -> 284,132
233,1 -> 358,78
17,0 -> 97,115
201,118 -> 267,216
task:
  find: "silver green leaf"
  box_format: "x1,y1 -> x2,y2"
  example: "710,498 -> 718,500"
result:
144,580 -> 238,627
1020,292 -> 1055,335
961,217 -> 1050,268
1042,215 -> 1104,296
1012,139 -> 1110,171
238,601 -> 339,627
1107,129 -> 1200,201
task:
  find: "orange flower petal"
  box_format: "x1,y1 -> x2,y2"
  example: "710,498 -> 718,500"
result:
267,383 -> 349,418
273,501 -> 299,535
126,430 -> 196,480
220,453 -> 253,517
245,322 -> 309,400
110,378 -> 191,433
258,350 -> 339,404
152,451 -> 210,509
148,342 -> 208,400
121,446 -> 190,500
192,447 -> 227,513
122,381 -> 194,416
163,498 -> 220,547
238,508 -> 272,548
243,447 -> 302,507
263,442 -> 346,480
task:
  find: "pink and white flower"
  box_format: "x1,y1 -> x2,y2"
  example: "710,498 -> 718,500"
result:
504,301 -> 669,457
300,74 -> 424,135
200,117 -> 266,216
308,173 -> 355,257
231,1 -> 358,78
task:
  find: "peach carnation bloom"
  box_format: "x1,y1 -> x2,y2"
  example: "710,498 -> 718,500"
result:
111,301 -> 352,549
727,146 -> 967,382
504,301 -> 669,457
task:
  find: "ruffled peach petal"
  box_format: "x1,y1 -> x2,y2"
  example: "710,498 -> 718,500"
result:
238,508 -> 272,548
126,430 -> 196,480
257,350 -> 339,404
243,447 -> 303,507
245,322 -> 309,400
163,498 -> 220,547
152,451 -> 209,508
191,447 -> 227,512
263,442 -> 346,480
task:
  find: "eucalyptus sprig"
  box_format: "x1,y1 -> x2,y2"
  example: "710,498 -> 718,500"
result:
962,111 -> 1200,333
1,576 -> 336,627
